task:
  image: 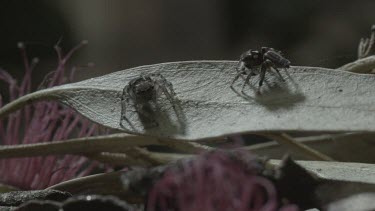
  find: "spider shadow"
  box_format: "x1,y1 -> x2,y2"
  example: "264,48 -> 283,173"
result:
147,99 -> 187,136
232,69 -> 305,111
120,99 -> 187,136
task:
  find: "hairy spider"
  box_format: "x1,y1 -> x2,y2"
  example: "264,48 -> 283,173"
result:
231,47 -> 291,91
120,73 -> 176,127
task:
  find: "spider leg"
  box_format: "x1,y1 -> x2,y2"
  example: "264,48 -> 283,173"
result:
153,74 -> 177,106
273,66 -> 285,81
259,60 -> 272,87
231,71 -> 244,88
241,70 -> 254,92
159,85 -> 177,111
231,61 -> 246,88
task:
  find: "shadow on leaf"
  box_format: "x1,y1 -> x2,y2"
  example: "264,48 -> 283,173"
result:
233,69 -> 306,110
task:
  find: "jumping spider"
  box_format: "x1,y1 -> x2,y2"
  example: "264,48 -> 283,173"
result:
120,73 -> 176,127
231,47 -> 291,91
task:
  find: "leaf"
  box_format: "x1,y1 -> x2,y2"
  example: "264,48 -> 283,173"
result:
2,61 -> 375,140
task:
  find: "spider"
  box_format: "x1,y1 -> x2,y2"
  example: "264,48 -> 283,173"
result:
231,47 -> 291,91
120,73 -> 176,127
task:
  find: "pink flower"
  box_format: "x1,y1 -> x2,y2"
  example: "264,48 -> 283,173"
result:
0,41 -> 104,190
147,150 -> 300,211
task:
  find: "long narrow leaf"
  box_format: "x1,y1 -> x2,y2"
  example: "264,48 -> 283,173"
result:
1,61 -> 375,140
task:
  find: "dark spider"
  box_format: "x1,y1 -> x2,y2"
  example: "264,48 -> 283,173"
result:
120,73 -> 176,127
231,47 -> 291,91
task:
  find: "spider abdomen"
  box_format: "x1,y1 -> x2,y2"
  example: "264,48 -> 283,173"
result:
264,50 -> 291,68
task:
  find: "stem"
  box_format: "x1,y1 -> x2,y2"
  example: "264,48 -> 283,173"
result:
0,88 -> 58,120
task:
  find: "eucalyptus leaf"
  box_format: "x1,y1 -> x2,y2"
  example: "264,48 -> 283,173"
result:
2,61 -> 375,140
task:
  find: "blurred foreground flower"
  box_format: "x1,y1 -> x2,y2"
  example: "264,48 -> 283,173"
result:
0,41 -> 105,190
147,150 -> 299,211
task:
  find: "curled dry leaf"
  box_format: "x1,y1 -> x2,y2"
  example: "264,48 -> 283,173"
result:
1,61 -> 375,140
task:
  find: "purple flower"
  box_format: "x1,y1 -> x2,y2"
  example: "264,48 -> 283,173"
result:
147,150 -> 300,211
0,41 -> 105,190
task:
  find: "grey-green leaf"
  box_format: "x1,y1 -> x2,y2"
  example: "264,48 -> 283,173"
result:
1,61 -> 375,140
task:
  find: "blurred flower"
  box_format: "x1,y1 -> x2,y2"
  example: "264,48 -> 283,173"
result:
0,41 -> 105,190
147,150 -> 299,211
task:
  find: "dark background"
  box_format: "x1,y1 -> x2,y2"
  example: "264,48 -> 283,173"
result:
0,0 -> 374,89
